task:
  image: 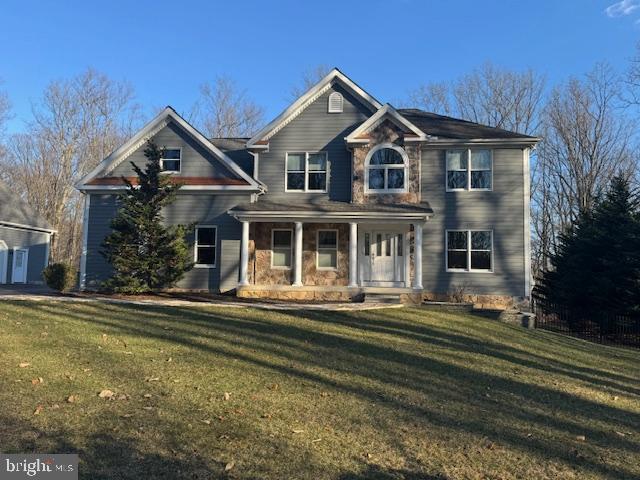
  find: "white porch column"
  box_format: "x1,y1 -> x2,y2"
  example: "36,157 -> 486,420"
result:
348,222 -> 358,287
239,221 -> 249,286
413,223 -> 423,290
293,221 -> 303,286
404,230 -> 411,288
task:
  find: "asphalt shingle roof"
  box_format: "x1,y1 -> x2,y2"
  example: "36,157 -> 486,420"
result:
0,180 -> 53,231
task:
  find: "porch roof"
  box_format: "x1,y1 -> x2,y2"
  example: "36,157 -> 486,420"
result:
228,199 -> 433,223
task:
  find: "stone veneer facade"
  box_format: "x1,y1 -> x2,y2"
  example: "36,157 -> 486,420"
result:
351,120 -> 421,205
248,222 -> 349,287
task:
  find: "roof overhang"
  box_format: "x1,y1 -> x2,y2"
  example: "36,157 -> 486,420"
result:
0,220 -> 57,234
345,104 -> 432,146
246,68 -> 382,150
421,137 -> 541,148
76,107 -> 264,193
228,209 -> 432,223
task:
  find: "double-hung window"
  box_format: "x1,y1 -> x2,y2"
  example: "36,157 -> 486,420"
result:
272,229 -> 293,268
446,149 -> 492,190
195,226 -> 217,267
317,230 -> 338,269
161,148 -> 182,173
286,152 -> 328,192
446,230 -> 492,272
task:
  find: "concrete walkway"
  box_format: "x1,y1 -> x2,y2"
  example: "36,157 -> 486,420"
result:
0,291 -> 405,311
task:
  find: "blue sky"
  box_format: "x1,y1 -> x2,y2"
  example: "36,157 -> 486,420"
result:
1,0 -> 639,133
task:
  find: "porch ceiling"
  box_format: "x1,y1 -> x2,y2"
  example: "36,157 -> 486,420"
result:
228,199 -> 433,223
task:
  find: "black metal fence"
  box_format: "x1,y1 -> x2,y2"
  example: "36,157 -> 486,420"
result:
533,301 -> 640,349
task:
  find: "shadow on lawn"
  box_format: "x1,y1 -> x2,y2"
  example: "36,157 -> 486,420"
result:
1,414 -> 218,480
21,301 -> 640,479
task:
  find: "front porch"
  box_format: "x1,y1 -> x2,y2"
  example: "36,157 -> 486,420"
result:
228,199 -> 433,302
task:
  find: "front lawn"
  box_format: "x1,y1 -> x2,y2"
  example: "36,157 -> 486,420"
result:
0,300 -> 638,479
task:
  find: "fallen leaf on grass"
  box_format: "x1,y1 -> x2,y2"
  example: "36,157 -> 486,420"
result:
311,438 -> 322,443
223,392 -> 230,401
166,357 -> 172,362
82,368 -> 91,373
19,362 -> 30,368
31,378 -> 44,385
292,429 -> 304,434
261,413 -> 272,419
117,394 -> 129,401
33,405 -> 44,415
202,419 -> 211,425
146,377 -> 160,382
143,394 -> 152,399
224,461 -> 235,472
67,395 -> 78,403
576,435 -> 586,442
98,389 -> 114,399
615,431 -> 626,437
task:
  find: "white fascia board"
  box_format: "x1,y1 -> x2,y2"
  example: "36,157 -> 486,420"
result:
246,68 -> 382,148
422,138 -> 540,148
77,107 -> 263,192
228,210 -> 433,222
345,104 -> 429,144
79,184 -> 261,192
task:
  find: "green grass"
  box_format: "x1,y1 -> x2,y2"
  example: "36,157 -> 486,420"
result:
0,300 -> 638,479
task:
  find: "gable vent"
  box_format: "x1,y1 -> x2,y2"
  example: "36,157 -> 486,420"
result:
328,92 -> 344,113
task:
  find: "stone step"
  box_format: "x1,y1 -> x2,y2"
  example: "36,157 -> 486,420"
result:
364,293 -> 402,304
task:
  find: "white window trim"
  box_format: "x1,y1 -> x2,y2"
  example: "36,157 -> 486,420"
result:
285,152 -> 329,193
194,225 -> 217,268
363,143 -> 409,194
445,149 -> 493,192
445,230 -> 493,273
328,92 -> 344,113
316,229 -> 339,270
160,147 -> 182,174
271,228 -> 293,270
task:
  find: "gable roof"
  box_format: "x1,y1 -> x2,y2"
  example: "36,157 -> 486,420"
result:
0,180 -> 55,233
246,68 -> 382,149
345,104 -> 430,144
77,107 -> 264,192
397,109 -> 540,143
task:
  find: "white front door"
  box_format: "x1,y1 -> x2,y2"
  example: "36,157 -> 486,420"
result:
361,230 -> 405,286
12,248 -> 28,284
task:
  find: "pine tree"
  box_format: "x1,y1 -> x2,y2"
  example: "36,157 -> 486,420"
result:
534,176 -> 640,321
101,141 -> 194,293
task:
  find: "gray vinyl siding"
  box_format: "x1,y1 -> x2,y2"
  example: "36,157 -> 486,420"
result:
109,121 -> 243,180
85,193 -> 250,292
421,148 -> 527,297
258,84 -> 371,202
0,225 -> 50,284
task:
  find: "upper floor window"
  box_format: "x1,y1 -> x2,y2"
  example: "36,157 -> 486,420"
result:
365,144 -> 408,193
446,149 -> 492,191
194,226 -> 217,267
446,230 -> 493,272
286,152 -> 328,192
161,148 -> 182,173
328,92 -> 344,113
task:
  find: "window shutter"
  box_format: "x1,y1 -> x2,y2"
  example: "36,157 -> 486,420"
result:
328,92 -> 343,113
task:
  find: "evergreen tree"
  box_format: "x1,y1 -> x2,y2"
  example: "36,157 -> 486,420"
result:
534,176 -> 640,320
101,141 -> 194,293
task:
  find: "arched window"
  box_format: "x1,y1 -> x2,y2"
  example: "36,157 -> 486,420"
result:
328,92 -> 343,113
365,144 -> 408,193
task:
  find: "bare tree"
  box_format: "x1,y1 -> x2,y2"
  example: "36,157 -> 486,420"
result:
1,68 -> 141,265
407,63 -> 545,135
190,76 -> 264,138
289,64 -> 332,100
0,81 -> 11,160
531,63 -> 637,274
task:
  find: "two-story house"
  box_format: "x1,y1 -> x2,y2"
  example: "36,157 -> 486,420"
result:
77,69 -> 538,306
